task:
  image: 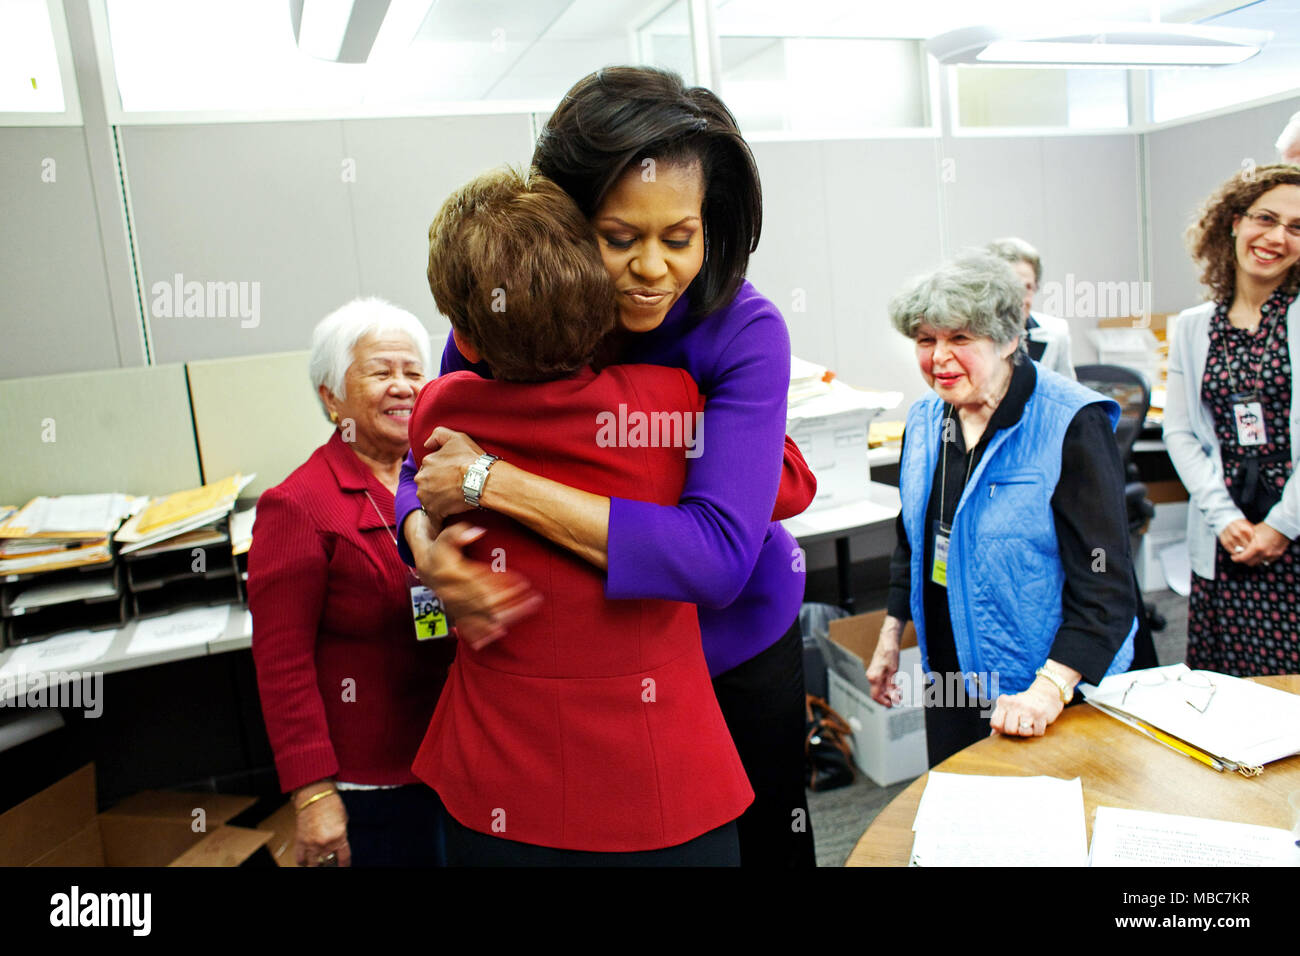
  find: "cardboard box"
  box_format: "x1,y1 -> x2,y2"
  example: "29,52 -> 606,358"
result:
0,764 -> 273,866
821,610 -> 928,786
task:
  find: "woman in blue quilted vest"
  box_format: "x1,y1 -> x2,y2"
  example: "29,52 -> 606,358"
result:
866,252 -> 1137,766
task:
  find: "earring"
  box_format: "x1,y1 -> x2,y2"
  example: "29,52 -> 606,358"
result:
330,411 -> 339,424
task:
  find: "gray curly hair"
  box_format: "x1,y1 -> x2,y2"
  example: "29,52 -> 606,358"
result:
888,252 -> 1026,361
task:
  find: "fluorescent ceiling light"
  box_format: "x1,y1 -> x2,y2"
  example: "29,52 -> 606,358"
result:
928,22 -> 1271,68
291,0 -> 392,62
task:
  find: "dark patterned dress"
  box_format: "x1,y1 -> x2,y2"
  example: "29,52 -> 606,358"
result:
1186,290 -> 1299,676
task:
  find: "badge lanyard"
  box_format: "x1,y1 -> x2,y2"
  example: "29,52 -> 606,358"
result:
1221,299 -> 1286,448
932,405 -> 976,588
360,486 -> 450,641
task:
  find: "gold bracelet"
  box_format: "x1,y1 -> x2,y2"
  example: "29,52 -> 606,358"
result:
1035,666 -> 1072,705
295,788 -> 338,812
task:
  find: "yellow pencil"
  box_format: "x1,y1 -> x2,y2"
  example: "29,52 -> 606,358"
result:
1130,716 -> 1225,771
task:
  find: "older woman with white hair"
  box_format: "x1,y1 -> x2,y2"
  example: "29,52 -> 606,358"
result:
866,253 -> 1137,765
248,297 -> 455,866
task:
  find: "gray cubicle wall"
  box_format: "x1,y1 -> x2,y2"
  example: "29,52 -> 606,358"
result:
0,365 -> 201,504
118,115 -> 536,369
749,132 -> 1142,409
1145,95 -> 1300,314
0,128 -> 126,379
185,350 -> 335,500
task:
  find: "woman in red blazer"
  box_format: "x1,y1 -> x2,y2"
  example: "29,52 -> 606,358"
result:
410,168 -> 752,864
248,298 -> 455,867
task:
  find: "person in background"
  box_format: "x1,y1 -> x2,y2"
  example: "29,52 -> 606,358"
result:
988,237 -> 1076,380
868,253 -> 1136,766
1276,111 -> 1300,165
1164,165 -> 1300,676
410,167 -> 752,865
248,298 -> 454,866
397,67 -> 817,867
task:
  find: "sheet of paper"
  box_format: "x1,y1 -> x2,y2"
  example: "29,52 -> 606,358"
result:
1158,540 -> 1191,597
29,494 -> 134,533
1090,806 -> 1300,867
229,507 -> 255,555
908,772 -> 1088,867
0,630 -> 116,679
9,574 -> 119,610
1085,664 -> 1300,767
126,605 -> 231,656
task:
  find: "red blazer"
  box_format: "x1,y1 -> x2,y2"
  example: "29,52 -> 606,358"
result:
409,365 -> 753,852
248,431 -> 454,793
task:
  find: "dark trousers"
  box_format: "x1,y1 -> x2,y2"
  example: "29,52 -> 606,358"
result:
444,815 -> 740,866
711,622 -> 817,868
336,784 -> 447,867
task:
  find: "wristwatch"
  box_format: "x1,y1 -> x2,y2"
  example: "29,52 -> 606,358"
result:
461,454 -> 500,508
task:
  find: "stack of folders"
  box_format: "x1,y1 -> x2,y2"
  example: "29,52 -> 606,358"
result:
115,475 -> 254,618
0,494 -> 143,645
1082,663 -> 1300,776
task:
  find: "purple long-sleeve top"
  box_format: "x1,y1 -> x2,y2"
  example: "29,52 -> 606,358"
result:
395,280 -> 804,676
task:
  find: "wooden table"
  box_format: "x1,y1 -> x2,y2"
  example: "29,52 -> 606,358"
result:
847,675 -> 1300,866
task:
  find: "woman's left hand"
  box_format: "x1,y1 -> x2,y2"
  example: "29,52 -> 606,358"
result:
989,682 -> 1064,738
1230,522 -> 1291,567
416,427 -> 485,524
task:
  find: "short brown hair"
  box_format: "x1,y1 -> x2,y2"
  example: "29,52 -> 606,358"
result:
427,167 -> 617,382
1187,164 -> 1300,302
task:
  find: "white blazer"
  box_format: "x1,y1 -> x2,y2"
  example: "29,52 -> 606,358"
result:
1162,297 -> 1300,578
1027,312 -> 1075,380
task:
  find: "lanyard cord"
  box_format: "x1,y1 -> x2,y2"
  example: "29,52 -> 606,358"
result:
361,487 -> 421,586
937,404 -> 977,534
1220,293 -> 1288,396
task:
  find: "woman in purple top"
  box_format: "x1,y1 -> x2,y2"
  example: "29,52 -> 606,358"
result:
397,67 -> 814,867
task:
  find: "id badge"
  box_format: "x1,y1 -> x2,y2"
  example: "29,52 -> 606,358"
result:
931,529 -> 950,588
1230,392 -> 1267,447
410,585 -> 449,640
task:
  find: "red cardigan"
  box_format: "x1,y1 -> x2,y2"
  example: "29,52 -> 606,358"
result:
409,365 -> 754,852
248,431 -> 454,793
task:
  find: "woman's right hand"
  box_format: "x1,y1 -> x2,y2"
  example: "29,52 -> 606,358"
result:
293,782 -> 350,867
866,615 -> 905,707
406,512 -> 541,650
1218,518 -> 1254,555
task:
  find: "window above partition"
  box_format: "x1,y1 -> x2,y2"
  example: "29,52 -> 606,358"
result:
97,0 -> 693,121
0,0 -> 79,124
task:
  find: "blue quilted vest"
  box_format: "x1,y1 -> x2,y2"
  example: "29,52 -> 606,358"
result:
900,364 -> 1137,697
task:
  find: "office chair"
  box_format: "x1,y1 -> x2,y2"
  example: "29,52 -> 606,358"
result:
1075,364 -> 1165,652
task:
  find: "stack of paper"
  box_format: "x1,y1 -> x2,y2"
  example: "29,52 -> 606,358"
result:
790,356 -> 833,407
909,772 -> 1089,866
0,494 -> 142,575
1088,327 -> 1162,388
1083,664 -> 1300,773
114,475 -> 254,554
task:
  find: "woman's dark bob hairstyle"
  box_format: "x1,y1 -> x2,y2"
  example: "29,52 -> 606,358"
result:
533,66 -> 763,319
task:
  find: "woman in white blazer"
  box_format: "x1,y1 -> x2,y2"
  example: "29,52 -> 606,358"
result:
1164,164 -> 1300,677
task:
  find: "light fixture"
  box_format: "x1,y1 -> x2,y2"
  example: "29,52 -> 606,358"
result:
927,22 -> 1271,68
290,0 -> 392,63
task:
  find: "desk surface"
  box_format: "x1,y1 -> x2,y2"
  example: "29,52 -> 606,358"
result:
847,674 -> 1300,866
782,481 -> 900,544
